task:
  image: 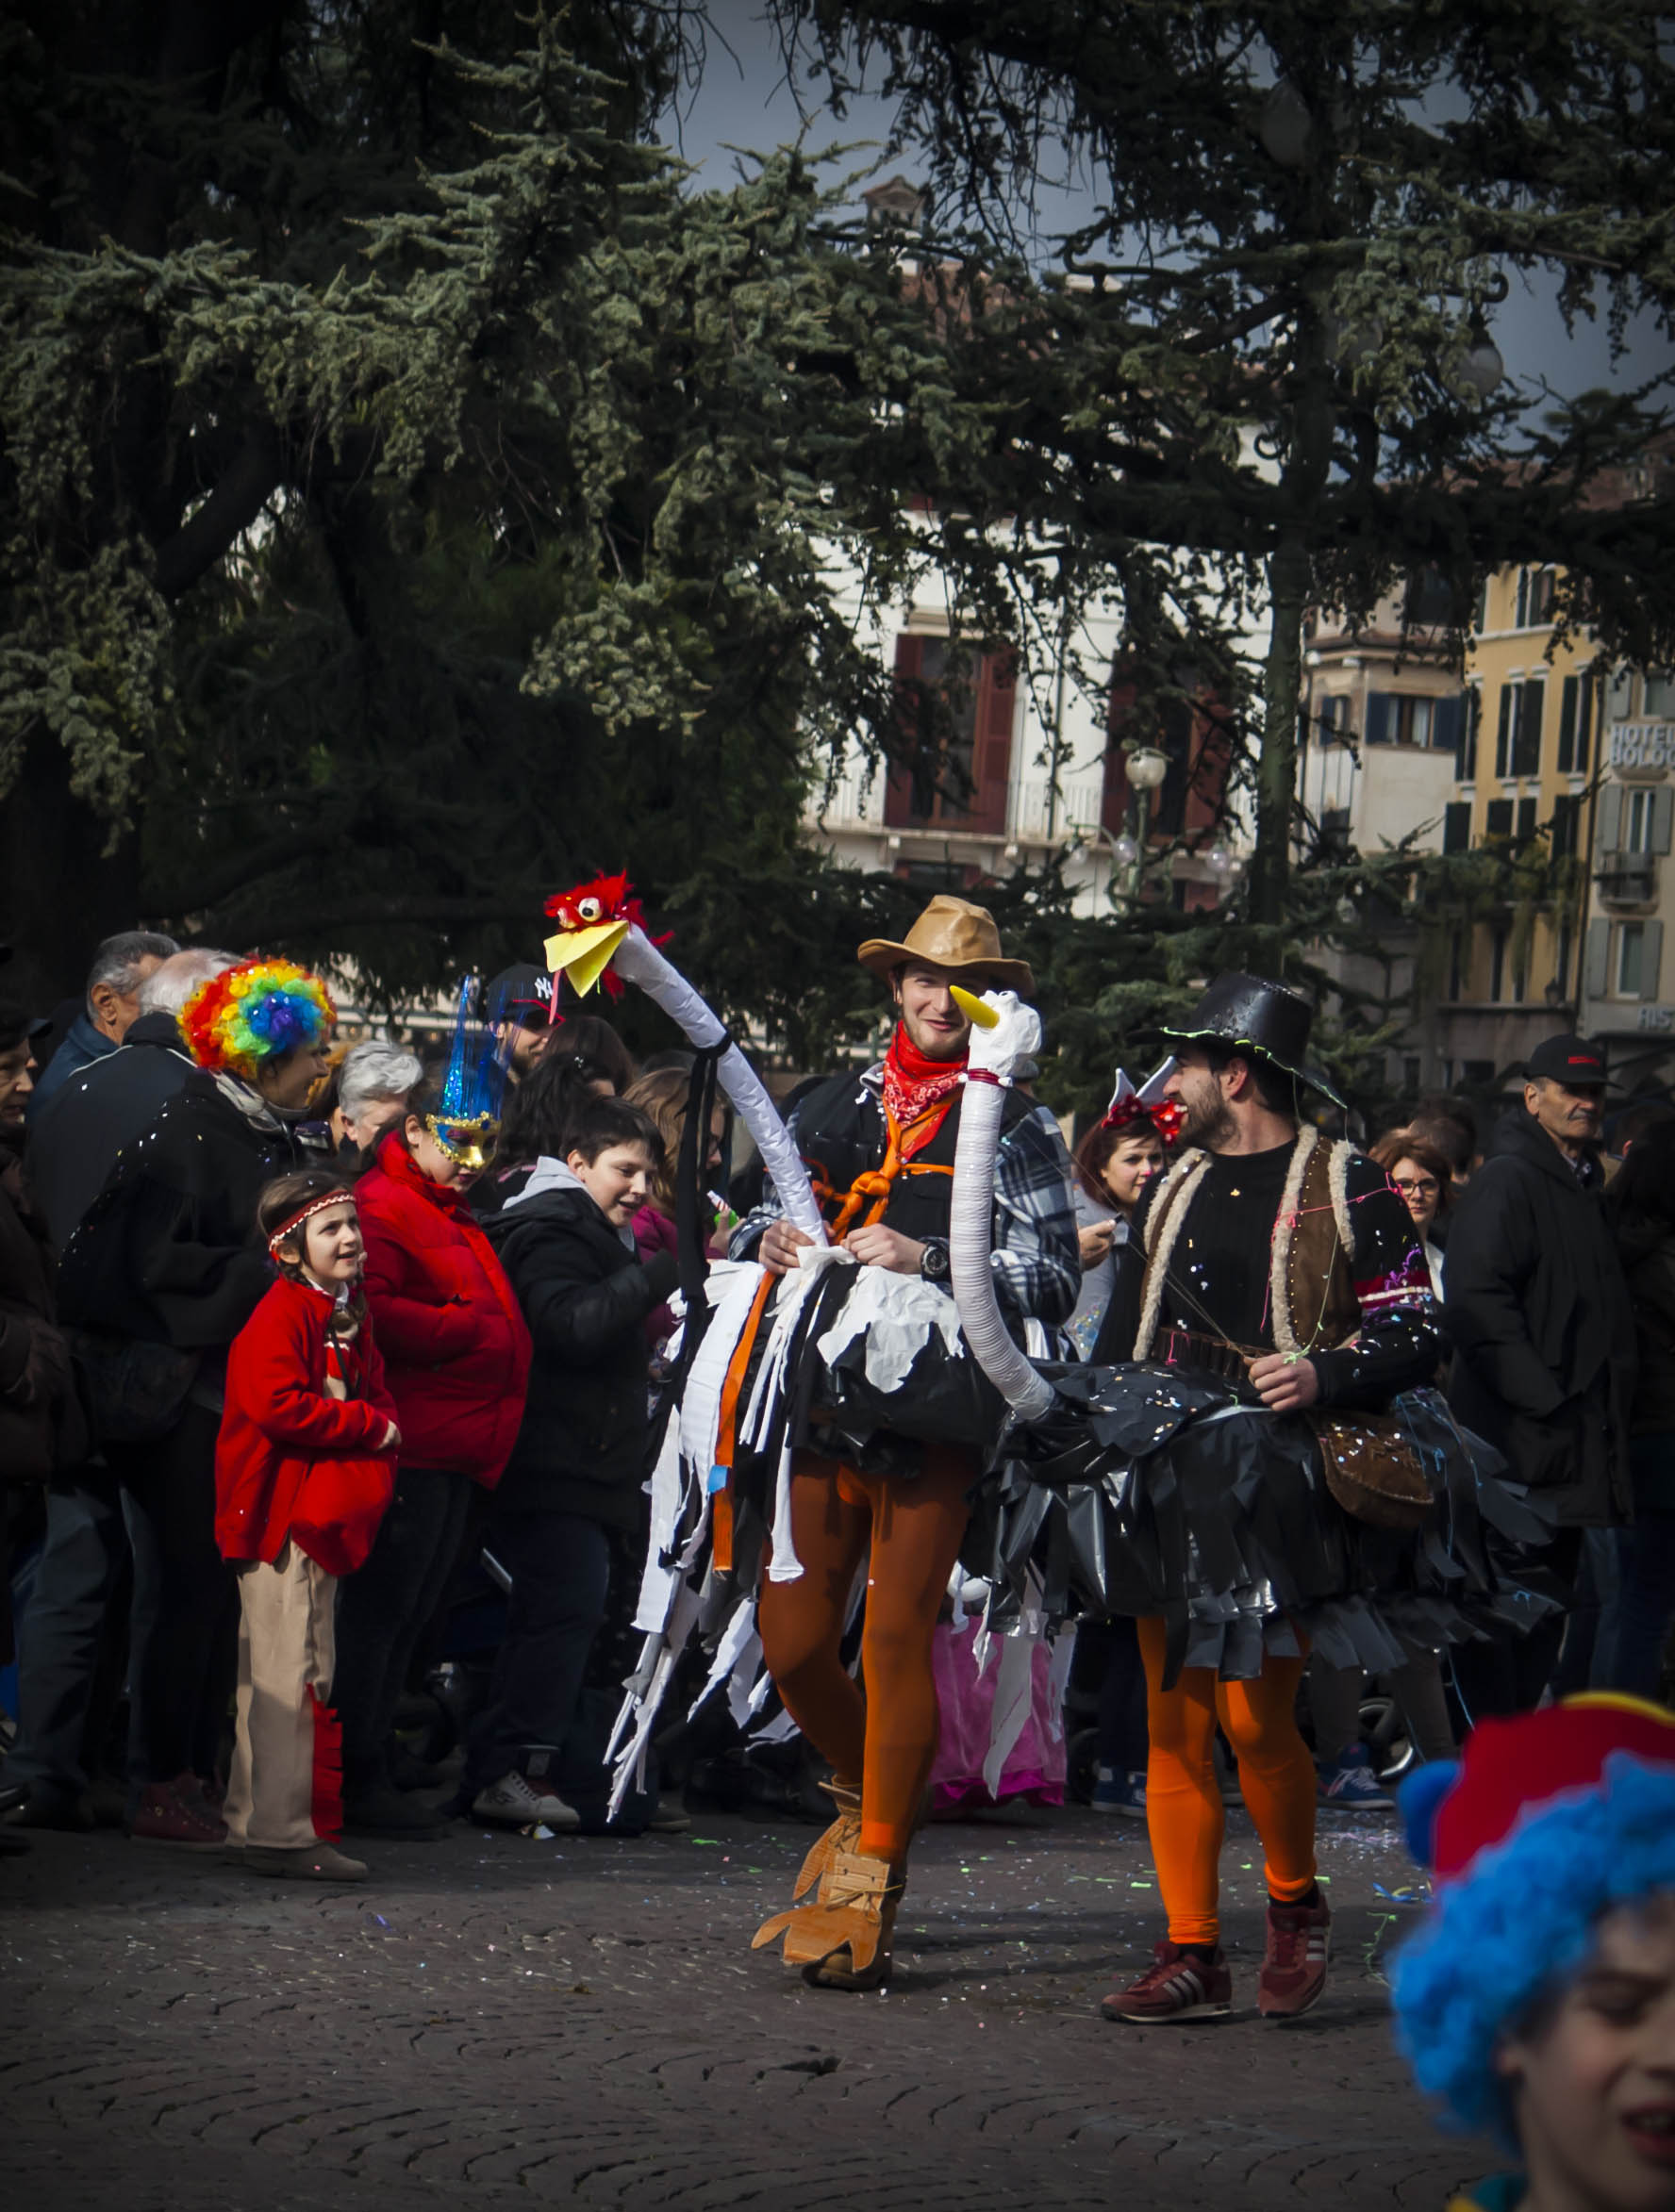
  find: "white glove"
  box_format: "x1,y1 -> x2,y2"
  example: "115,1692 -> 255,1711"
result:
961,988 -> 1042,1082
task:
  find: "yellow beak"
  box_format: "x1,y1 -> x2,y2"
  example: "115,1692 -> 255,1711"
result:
949,984 -> 1001,1029
541,918 -> 630,999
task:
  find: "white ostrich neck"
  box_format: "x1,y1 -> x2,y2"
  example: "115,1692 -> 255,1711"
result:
949,1072 -> 1055,1420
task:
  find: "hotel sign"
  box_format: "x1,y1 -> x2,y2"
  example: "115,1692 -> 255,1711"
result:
1611,720 -> 1675,773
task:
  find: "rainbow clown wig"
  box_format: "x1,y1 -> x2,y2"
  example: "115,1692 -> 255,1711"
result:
1390,1695 -> 1675,2151
179,959 -> 336,1078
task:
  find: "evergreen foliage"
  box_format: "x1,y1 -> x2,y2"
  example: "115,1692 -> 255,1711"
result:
0,2 -> 979,1028
769,0 -> 1675,934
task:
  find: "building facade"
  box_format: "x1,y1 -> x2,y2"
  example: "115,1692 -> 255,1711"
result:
1296,584 -> 1470,1094
1438,567 -> 1674,1096
804,570 -> 1242,916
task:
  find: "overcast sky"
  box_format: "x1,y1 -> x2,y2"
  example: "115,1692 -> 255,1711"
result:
659,4 -> 1673,406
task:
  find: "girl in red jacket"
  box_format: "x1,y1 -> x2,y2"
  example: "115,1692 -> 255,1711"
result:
334,1081 -> 533,1834
217,1170 -> 400,1882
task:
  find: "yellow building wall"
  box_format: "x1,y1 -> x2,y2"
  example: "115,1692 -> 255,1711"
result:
1441,566 -> 1601,1075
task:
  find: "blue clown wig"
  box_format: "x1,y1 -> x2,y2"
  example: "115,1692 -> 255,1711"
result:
1390,1748 -> 1675,2149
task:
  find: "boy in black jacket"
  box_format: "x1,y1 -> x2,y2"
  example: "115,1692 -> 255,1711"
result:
467,1098 -> 677,1829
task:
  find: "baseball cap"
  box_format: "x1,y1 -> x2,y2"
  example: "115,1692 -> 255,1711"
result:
1522,1032 -> 1612,1087
484,963 -> 555,1030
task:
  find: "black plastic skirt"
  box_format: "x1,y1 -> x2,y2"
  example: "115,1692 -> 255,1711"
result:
958,1362 -> 1562,1680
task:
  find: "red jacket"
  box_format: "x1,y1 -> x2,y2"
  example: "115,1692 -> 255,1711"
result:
356,1131 -> 532,1485
216,1275 -> 399,1568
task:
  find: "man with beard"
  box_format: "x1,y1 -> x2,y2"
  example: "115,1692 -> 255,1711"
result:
1094,973 -> 1437,2024
735,896 -> 1079,1989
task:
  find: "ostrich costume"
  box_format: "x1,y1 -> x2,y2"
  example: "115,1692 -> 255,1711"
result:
540,883 -> 1075,1987
947,988 -> 1551,1671
947,985 -> 1554,1996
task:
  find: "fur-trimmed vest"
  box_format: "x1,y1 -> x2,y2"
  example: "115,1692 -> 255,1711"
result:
1133,1126 -> 1360,1360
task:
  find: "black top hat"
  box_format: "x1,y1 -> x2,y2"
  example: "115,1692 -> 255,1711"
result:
1523,1032 -> 1615,1088
1153,971 -> 1345,1110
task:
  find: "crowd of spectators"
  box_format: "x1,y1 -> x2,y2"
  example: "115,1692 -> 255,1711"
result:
2,934 -> 1671,1878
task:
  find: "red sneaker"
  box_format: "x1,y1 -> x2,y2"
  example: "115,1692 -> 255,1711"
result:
1101,1940 -> 1233,2023
128,1775 -> 228,1850
1258,1895 -> 1331,2019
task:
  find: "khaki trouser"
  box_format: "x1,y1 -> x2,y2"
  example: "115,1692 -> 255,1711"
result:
224,1542 -> 339,1849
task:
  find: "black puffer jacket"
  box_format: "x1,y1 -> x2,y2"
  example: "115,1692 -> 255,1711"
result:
1444,1107 -> 1634,1525
57,1068 -> 323,1358
482,1180 -> 678,1530
27,1011 -> 197,1247
0,1131 -> 89,1481
1616,1215 -> 1675,1437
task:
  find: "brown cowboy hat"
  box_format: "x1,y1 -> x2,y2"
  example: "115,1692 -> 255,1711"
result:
856,895 -> 1035,995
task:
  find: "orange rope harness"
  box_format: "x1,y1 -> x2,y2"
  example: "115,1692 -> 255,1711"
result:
813,1100 -> 956,1240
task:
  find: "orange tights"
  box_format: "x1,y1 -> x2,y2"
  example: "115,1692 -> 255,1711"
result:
756,1446 -> 971,1865
1135,1615 -> 1318,1947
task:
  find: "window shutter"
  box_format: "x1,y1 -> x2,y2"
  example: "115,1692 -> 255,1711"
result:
1577,670 -> 1593,773
1434,694 -> 1464,759
1516,569 -> 1530,627
1643,920 -> 1666,1001
1516,796 -> 1537,846
1585,917 -> 1611,999
1365,691 -> 1391,745
1552,793 -> 1577,858
1464,686 -> 1481,780
1443,801 -> 1471,853
1496,684 -> 1514,776
1485,798 -> 1514,839
1515,677 -> 1545,777
965,651 -> 1017,834
1558,675 -> 1578,773
1653,786 -> 1674,856
1598,782 -> 1623,856
884,634 -> 928,829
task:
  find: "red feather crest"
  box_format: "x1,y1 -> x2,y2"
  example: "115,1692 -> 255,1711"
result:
539,872 -> 665,1002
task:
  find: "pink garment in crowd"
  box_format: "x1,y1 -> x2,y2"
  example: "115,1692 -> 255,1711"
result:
927,1614 -> 1067,1812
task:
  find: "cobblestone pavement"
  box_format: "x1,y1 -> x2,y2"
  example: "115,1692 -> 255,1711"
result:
2,1800 -> 1495,2212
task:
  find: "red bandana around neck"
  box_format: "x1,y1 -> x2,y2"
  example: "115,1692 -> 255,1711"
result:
880,1022 -> 968,1155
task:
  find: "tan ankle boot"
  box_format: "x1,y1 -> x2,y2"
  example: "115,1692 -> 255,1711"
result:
752,1848 -> 904,1990
789,1778 -> 862,1905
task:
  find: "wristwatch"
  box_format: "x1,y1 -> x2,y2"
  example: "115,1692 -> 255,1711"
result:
919,1240 -> 952,1285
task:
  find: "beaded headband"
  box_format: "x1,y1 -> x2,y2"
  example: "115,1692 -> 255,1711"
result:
267,1189 -> 357,1256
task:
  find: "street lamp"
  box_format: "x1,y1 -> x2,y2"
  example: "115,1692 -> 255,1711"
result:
1124,744 -> 1170,901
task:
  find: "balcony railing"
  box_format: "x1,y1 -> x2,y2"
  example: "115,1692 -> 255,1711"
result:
1010,776 -> 1109,842
804,768 -> 1110,843
805,768 -> 887,829
1596,849 -> 1658,905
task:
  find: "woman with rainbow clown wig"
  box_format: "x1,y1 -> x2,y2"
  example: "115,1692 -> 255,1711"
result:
58,957 -> 339,1851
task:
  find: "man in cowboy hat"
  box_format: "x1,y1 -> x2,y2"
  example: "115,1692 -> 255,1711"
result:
733,894 -> 1078,1989
1094,972 -> 1439,2027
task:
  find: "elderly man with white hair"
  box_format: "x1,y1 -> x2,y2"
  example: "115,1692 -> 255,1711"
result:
330,1040 -> 423,1164
29,949 -> 240,1248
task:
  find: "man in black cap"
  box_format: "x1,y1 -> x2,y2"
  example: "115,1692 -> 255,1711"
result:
1443,1033 -> 1634,1712
485,963 -> 556,1080
1096,972 -> 1439,2027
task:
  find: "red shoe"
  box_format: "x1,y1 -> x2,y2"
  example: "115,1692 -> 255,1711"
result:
128,1774 -> 229,1851
1101,1940 -> 1232,2023
1258,1895 -> 1331,2019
